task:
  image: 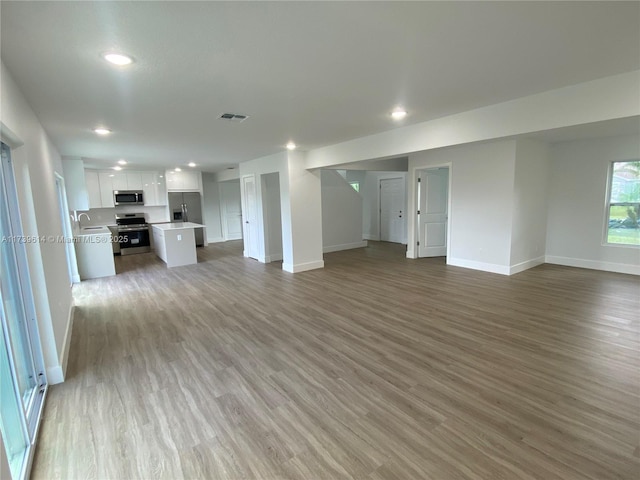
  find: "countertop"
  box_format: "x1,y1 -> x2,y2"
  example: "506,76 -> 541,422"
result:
75,226 -> 112,236
152,222 -> 205,231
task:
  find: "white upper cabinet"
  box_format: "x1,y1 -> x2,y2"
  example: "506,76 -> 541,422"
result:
126,173 -> 143,190
84,170 -> 102,209
62,158 -> 90,211
88,169 -> 168,208
166,170 -> 201,192
98,172 -> 116,207
111,173 -> 128,190
140,172 -> 167,206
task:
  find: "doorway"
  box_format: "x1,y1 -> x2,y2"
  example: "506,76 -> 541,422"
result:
417,167 -> 449,257
380,177 -> 405,243
220,180 -> 243,241
0,142 -> 48,480
54,173 -> 79,283
241,175 -> 259,260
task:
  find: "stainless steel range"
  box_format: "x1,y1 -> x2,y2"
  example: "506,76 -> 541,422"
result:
115,213 -> 151,255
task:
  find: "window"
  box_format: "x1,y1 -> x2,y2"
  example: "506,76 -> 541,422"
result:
606,160 -> 640,246
349,181 -> 360,192
0,142 -> 47,480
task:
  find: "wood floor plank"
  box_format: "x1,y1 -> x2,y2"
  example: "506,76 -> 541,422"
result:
30,240 -> 640,479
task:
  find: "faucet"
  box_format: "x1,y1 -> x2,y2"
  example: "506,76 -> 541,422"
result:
70,210 -> 91,226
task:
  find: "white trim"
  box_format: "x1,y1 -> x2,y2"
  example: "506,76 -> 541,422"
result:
225,233 -> 242,241
264,253 -> 283,262
363,233 -> 379,241
59,304 -> 75,381
282,260 -> 325,273
545,255 -> 640,276
509,256 -> 545,275
0,121 -> 24,148
447,257 -> 510,275
46,366 -> 64,385
323,241 -> 368,253
207,236 -> 225,243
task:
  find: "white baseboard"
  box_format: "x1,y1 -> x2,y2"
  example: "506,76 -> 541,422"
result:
447,257 -> 510,275
323,241 -> 368,253
545,255 -> 640,276
47,303 -> 75,385
207,236 -> 225,243
225,234 -> 242,241
263,253 -> 283,262
282,260 -> 325,273
46,365 -> 64,385
509,256 -> 545,275
363,234 -> 379,241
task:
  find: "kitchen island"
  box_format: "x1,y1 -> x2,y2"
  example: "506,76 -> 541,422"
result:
151,222 -> 207,268
74,226 -> 116,279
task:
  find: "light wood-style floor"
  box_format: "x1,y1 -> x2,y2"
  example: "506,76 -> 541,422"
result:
32,241 -> 639,479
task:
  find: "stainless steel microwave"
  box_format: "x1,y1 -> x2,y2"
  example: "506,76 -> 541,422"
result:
113,190 -> 144,206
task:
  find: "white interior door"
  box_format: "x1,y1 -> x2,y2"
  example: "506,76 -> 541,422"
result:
221,181 -> 243,240
418,168 -> 449,257
380,177 -> 405,243
241,175 -> 259,259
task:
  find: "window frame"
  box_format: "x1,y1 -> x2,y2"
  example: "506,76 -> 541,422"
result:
603,159 -> 640,248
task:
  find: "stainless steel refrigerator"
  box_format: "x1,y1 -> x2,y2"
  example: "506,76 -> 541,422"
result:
168,192 -> 204,246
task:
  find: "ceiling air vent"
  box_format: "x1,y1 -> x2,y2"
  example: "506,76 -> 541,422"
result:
219,113 -> 249,123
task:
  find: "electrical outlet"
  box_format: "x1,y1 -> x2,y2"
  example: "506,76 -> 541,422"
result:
177,234 -> 182,241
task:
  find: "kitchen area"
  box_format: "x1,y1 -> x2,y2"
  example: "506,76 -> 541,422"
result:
62,157 -> 227,280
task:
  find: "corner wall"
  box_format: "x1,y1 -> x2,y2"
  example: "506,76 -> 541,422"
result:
408,140 -> 517,274
510,139 -> 550,273
546,134 -> 640,275
321,170 -> 366,252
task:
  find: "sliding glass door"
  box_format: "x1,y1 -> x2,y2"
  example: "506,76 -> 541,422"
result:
0,142 -> 47,480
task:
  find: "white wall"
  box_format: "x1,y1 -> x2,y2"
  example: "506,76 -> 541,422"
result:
546,134 -> 640,275
321,170 -> 366,252
262,172 -> 283,261
510,139 -> 550,273
1,61 -> 72,383
409,140 -> 517,274
202,173 -> 224,242
61,157 -> 89,211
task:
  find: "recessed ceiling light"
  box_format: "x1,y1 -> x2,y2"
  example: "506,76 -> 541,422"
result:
175,167 -> 182,172
188,162 -> 196,168
103,52 -> 133,66
286,142 -> 297,150
113,166 -> 122,171
109,174 -> 114,177
118,159 -> 127,165
159,175 -> 163,178
93,127 -> 111,135
391,109 -> 407,120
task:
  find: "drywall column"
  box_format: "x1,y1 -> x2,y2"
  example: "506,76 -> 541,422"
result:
509,139 -> 550,273
284,151 -> 324,272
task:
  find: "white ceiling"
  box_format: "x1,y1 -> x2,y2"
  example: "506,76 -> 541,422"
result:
1,1 -> 639,172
